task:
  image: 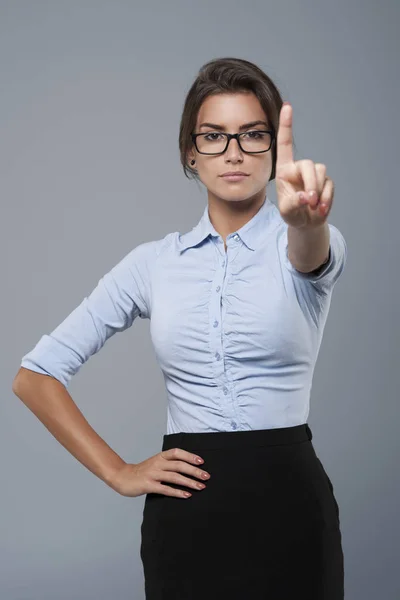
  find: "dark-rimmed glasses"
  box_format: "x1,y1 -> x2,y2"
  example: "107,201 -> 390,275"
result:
191,130 -> 275,155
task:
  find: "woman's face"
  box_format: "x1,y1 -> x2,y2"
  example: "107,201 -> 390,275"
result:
189,92 -> 274,205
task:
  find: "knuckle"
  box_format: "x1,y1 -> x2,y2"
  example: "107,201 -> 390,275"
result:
304,160 -> 315,172
180,474 -> 193,486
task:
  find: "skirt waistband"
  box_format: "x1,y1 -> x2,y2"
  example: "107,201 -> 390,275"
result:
162,423 -> 313,452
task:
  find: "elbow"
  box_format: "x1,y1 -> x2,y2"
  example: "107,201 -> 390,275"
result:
12,367 -> 53,397
12,367 -> 31,397
12,368 -> 25,396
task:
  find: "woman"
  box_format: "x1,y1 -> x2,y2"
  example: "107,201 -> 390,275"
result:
13,57 -> 347,599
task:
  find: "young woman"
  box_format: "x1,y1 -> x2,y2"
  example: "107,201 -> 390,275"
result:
13,57 -> 347,599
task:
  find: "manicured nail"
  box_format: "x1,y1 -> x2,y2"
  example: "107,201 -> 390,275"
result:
299,192 -> 308,204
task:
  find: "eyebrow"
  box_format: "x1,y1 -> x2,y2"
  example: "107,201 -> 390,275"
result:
198,120 -> 269,131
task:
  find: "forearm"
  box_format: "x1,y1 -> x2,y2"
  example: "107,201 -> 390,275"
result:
12,368 -> 126,493
287,221 -> 330,272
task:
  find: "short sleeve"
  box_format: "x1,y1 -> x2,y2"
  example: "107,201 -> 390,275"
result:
277,222 -> 348,294
20,241 -> 155,388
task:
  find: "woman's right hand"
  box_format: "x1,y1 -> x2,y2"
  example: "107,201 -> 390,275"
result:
110,448 -> 211,498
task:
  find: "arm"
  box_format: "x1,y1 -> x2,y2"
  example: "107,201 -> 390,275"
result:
12,242 -> 154,492
19,241 -> 153,387
287,221 -> 330,273
12,368 -> 126,493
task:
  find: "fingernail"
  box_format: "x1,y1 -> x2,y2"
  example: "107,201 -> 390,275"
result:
299,192 -> 308,204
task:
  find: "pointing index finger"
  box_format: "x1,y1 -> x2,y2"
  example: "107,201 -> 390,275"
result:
276,102 -> 294,166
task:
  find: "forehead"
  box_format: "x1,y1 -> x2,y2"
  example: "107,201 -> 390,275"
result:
196,92 -> 267,125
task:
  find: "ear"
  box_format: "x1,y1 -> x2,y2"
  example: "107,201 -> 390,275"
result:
187,151 -> 195,166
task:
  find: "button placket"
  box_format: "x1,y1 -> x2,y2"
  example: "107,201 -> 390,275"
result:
222,235 -> 241,431
211,238 -> 239,429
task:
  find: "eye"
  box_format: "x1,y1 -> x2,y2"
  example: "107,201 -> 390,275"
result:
204,133 -> 224,141
242,130 -> 264,139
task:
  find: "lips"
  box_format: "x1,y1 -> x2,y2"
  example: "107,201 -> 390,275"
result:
221,172 -> 248,177
221,173 -> 249,181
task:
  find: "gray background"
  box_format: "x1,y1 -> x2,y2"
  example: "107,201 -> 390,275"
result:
2,1 -> 399,598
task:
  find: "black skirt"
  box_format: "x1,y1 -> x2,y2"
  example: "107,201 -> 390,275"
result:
140,423 -> 344,599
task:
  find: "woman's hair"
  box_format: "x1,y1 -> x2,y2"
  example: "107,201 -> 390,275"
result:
179,57 -> 293,183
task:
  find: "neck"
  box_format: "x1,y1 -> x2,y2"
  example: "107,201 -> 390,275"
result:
207,189 -> 267,245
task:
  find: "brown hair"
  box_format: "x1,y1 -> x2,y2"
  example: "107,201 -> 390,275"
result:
179,57 -> 295,183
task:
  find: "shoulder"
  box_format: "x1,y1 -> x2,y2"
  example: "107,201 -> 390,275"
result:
112,231 -> 178,273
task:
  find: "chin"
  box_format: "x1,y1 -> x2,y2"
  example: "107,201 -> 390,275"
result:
214,192 -> 256,204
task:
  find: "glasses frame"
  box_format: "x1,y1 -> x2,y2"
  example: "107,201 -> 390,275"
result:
191,129 -> 275,155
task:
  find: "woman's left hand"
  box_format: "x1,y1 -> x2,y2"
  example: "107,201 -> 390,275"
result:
275,102 -> 334,229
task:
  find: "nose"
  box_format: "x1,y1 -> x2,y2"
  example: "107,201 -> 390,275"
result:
225,136 -> 243,162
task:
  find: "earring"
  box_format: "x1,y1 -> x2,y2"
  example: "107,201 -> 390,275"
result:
190,160 -> 195,165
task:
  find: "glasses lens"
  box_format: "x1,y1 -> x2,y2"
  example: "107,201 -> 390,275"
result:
240,131 -> 272,152
196,133 -> 227,154
196,131 -> 272,154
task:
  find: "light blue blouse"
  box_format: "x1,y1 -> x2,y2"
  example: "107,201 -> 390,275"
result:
20,196 -> 347,434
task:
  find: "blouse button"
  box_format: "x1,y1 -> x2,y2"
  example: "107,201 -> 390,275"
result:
216,286 -> 221,292
213,320 -> 219,328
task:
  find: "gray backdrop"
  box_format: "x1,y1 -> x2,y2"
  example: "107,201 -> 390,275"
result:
2,1 -> 399,598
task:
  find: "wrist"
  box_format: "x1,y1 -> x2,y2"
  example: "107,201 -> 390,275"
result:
103,460 -> 128,493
